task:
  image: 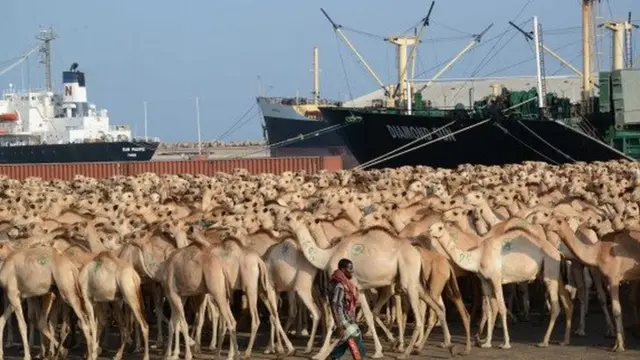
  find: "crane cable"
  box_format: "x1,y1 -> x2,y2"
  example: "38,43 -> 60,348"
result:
357,96 -> 539,169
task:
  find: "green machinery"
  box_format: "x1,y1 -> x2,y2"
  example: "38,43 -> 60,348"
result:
471,87 -> 572,120
601,69 -> 640,159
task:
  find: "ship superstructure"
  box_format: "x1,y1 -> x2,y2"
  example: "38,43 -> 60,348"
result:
0,28 -> 158,163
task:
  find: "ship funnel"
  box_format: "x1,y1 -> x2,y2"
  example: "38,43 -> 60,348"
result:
62,64 -> 87,104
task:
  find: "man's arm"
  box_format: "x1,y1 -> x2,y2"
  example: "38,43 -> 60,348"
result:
330,283 -> 349,327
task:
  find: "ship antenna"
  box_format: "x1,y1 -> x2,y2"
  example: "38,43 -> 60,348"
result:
36,27 -> 57,92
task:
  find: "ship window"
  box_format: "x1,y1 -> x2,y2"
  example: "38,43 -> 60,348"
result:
628,138 -> 640,146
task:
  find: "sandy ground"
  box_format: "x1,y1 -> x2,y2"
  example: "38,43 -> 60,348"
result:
4,310 -> 640,360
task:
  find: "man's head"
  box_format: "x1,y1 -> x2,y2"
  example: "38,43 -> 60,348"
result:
338,258 -> 354,279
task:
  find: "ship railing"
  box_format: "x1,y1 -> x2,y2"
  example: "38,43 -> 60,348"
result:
260,96 -> 342,107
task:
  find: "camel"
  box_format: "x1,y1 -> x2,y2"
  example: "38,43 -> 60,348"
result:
282,211 -> 447,360
426,221 -> 573,349
544,217 -> 640,352
230,225 -> 327,355
0,243 -> 94,360
78,251 -> 150,360
156,242 -> 238,360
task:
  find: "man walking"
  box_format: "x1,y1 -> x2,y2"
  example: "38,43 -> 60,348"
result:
329,258 -> 366,360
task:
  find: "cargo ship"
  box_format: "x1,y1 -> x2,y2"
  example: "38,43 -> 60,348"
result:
318,2 -> 639,169
258,48 -> 359,167
0,29 -> 158,164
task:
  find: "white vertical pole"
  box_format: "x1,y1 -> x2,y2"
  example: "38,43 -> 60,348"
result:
312,47 -> 320,104
533,16 -> 545,108
196,97 -> 202,155
143,101 -> 148,141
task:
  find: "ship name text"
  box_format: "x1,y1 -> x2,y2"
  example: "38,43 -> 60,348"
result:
386,125 -> 456,142
122,147 -> 146,152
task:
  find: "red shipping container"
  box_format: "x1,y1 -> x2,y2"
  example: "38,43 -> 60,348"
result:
0,156 -> 343,181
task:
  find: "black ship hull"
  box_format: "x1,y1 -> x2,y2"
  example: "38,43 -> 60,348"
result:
263,116 -> 345,154
0,141 -> 159,164
263,115 -> 359,168
320,107 -> 626,169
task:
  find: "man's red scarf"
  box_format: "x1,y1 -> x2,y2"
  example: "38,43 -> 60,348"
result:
331,269 -> 359,314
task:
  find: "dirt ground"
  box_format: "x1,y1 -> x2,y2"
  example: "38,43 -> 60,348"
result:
4,310 -> 640,360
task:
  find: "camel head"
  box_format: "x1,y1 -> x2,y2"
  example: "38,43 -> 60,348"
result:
442,207 -> 472,224
359,210 -> 392,231
427,221 -> 447,239
527,210 -> 553,226
464,191 -> 485,207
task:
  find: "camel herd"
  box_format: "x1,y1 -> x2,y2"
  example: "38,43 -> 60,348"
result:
0,159 -> 640,360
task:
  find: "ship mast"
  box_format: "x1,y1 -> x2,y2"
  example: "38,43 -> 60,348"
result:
36,27 -> 57,92
312,47 -> 320,104
582,0 -> 594,112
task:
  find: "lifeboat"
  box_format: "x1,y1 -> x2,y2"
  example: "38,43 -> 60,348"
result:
0,112 -> 18,121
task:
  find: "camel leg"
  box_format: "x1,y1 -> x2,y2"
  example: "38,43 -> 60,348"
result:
163,290 -> 188,360
26,299 -> 37,349
518,283 -> 530,321
0,296 -> 17,359
121,280 -> 150,360
152,283 -> 165,349
478,280 -> 496,348
394,294 -> 406,351
493,278 -> 511,349
206,298 -> 220,350
111,303 -> 129,360
296,287 -> 322,354
283,291 -> 297,335
242,279 -> 262,358
212,293 -> 239,360
55,302 -> 72,359
32,295 -> 60,359
537,277 -> 562,347
163,303 -> 176,360
399,287 -> 444,359
557,278 -> 574,346
367,287 -> 397,346
449,286 -> 472,355
476,285 -> 492,345
571,263 -> 588,336
191,294 -> 207,354
5,292 -> 32,360
610,283 -> 626,352
591,270 -> 615,337
355,292 -> 385,358
312,295 -> 335,360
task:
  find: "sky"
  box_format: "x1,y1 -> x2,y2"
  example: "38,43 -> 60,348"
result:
2,0 -> 639,142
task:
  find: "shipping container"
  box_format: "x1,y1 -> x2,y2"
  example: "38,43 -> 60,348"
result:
0,156 -> 343,181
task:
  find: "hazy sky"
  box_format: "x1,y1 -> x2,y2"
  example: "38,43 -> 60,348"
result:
3,0 -> 639,142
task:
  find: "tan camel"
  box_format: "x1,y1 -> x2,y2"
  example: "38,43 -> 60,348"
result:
231,226 -> 327,354
156,242 -> 238,360
544,217 -> 640,352
413,245 -> 472,355
282,211 -> 447,360
78,251 -> 150,360
0,244 -> 94,360
427,221 -> 573,349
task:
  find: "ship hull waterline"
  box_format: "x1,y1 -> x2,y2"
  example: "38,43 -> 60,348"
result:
0,141 -> 159,164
